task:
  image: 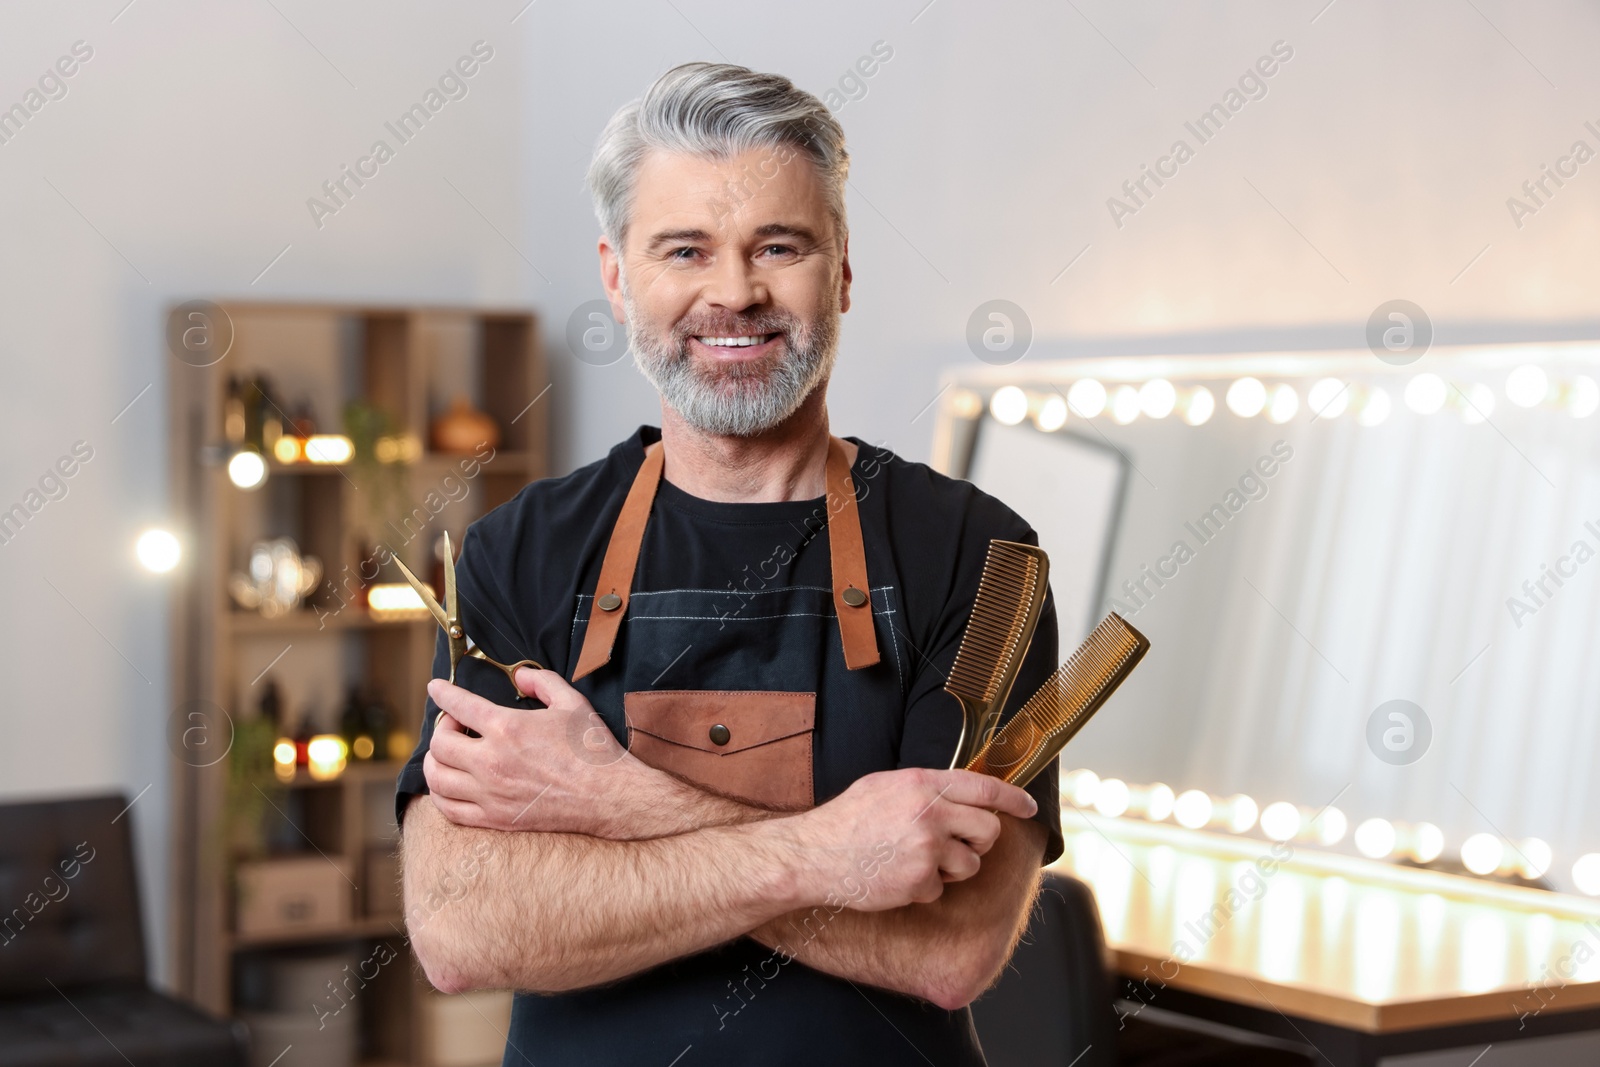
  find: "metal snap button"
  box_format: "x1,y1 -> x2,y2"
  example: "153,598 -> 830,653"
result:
841,586 -> 868,607
597,592 -> 623,611
709,724 -> 731,746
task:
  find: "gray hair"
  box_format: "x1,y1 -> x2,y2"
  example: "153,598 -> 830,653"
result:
586,62 -> 849,252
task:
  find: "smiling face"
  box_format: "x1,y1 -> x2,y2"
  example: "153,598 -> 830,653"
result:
599,146 -> 851,437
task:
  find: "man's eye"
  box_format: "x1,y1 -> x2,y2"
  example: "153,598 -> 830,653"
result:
760,244 -> 797,257
669,247 -> 701,261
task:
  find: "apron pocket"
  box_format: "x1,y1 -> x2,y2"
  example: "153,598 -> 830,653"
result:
623,690 -> 815,812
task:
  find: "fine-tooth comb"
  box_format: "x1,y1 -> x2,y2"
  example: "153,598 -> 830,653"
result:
945,539 -> 1050,770
965,612 -> 1150,788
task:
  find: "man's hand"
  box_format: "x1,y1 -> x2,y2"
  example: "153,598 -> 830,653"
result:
783,767 -> 1038,912
424,668 -> 646,836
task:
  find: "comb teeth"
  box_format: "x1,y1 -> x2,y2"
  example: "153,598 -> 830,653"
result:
946,542 -> 1044,705
967,613 -> 1149,787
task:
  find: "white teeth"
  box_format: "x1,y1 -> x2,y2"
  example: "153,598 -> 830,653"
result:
696,335 -> 769,347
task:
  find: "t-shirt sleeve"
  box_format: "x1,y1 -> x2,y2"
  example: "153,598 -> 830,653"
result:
896,527 -> 1064,869
393,520 -> 541,829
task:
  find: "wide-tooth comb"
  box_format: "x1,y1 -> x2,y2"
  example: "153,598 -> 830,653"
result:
965,613 -> 1149,788
945,540 -> 1050,770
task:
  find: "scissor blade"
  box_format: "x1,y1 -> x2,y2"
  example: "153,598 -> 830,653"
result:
443,530 -> 458,623
392,554 -> 449,631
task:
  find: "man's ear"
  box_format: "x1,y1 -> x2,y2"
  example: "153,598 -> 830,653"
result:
839,235 -> 852,315
598,236 -> 627,322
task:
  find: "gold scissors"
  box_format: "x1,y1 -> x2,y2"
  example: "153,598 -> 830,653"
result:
393,531 -> 544,692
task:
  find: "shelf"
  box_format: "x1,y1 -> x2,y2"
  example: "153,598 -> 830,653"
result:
229,913 -> 408,951
274,760 -> 408,789
227,610 -> 433,635
260,450 -> 541,478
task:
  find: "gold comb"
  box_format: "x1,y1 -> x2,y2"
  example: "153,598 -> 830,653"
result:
965,613 -> 1149,788
945,540 -> 1050,770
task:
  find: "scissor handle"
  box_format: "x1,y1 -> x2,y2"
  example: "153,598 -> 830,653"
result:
465,648 -> 546,692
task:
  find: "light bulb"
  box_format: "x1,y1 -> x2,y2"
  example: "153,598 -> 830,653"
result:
1139,379 -> 1177,419
304,434 -> 355,464
1357,386 -> 1392,426
990,386 -> 1028,426
1517,838 -> 1553,880
1354,818 -> 1396,859
1064,769 -> 1100,808
950,389 -> 984,419
1316,806 -> 1348,846
306,734 -> 349,781
227,449 -> 268,490
1182,386 -> 1215,426
1146,783 -> 1175,822
1573,853 -> 1600,896
1110,385 -> 1140,424
1067,378 -> 1107,418
1266,384 -> 1299,424
1094,778 -> 1131,818
1174,789 -> 1212,830
1260,801 -> 1301,842
1404,373 -> 1446,415
1460,382 -> 1495,425
135,529 -> 182,573
1413,822 -> 1445,863
1225,794 -> 1259,834
1506,365 -> 1549,408
1308,378 -> 1349,419
1461,832 -> 1504,876
1226,377 -> 1267,418
1567,375 -> 1599,418
1035,395 -> 1068,432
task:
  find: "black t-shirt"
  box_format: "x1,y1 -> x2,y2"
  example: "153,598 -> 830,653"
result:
396,425 -> 1063,1066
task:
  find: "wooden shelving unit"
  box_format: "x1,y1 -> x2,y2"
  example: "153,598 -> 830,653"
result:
167,302 -> 546,1065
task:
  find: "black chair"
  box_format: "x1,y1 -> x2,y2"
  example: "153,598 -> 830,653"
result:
972,872 -> 1314,1067
0,793 -> 247,1066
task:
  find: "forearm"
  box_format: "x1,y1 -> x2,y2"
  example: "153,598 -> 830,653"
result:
749,815 -> 1047,1009
601,761 -> 789,839
402,794 -> 814,994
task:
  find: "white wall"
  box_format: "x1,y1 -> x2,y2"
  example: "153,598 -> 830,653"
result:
3,0 -> 1598,1002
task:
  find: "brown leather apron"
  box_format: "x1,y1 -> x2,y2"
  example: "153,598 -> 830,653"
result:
568,435 -> 880,811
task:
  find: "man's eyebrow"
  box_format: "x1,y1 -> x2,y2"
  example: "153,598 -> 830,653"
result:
643,223 -> 822,252
644,228 -> 713,252
749,223 -> 820,244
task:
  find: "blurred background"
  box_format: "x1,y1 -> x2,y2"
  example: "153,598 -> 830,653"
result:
3,1 -> 1599,1065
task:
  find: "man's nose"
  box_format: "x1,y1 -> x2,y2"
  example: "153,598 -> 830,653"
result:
701,250 -> 767,311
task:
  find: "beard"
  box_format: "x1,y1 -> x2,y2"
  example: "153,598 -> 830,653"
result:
620,272 -> 840,437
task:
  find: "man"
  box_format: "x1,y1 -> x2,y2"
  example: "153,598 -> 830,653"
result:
397,61 -> 1063,1066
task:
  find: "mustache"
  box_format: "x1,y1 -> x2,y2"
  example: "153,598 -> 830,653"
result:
672,314 -> 796,338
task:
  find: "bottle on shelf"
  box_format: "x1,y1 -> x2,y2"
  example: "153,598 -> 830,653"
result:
341,685 -> 376,761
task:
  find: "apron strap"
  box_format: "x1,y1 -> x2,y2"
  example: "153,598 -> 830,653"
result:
571,440 -> 665,681
825,435 -> 881,670
570,433 -> 880,682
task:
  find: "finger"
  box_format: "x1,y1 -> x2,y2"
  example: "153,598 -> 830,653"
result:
513,666 -> 542,697
429,791 -> 488,828
423,750 -> 481,802
930,769 -> 1039,820
936,839 -> 983,883
935,805 -> 1003,856
425,731 -> 477,776
427,678 -> 504,736
518,668 -> 581,707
